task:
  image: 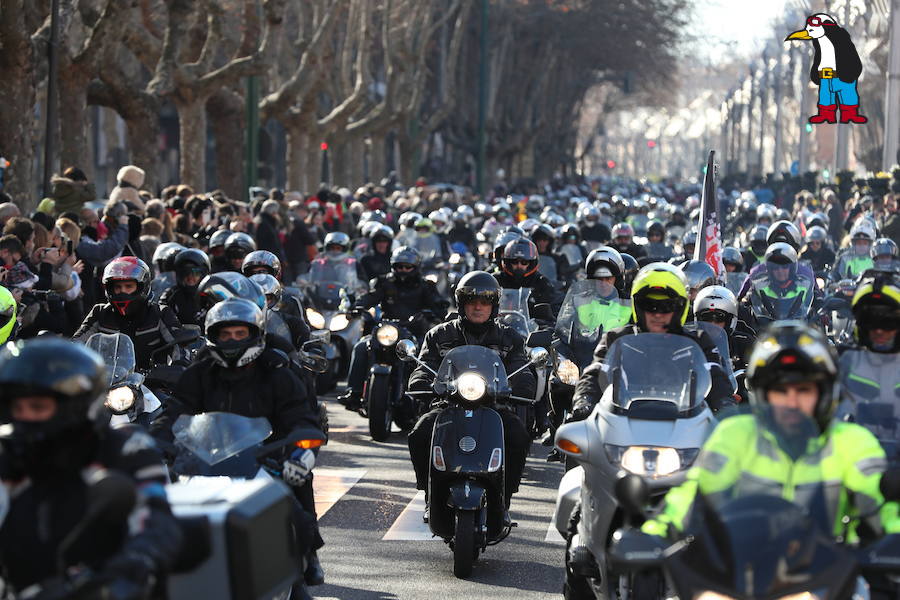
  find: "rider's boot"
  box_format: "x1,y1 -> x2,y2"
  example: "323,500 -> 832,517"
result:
337,388 -> 362,411
304,551 -> 325,586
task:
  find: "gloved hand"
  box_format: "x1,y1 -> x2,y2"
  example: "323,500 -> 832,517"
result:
569,399 -> 593,422
283,448 -> 316,487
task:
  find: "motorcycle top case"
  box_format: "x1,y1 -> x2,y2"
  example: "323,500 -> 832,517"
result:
166,477 -> 298,600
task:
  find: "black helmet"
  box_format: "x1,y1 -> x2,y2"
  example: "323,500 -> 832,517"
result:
152,242 -> 186,273
241,250 -> 282,279
805,226 -> 828,245
620,252 -> 639,295
390,246 -> 421,283
0,338 -> 107,474
585,246 -> 625,291
530,224 -> 556,252
492,230 -> 523,265
174,248 -> 211,289
501,239 -> 539,279
224,232 -> 257,264
204,298 -> 266,368
103,256 -> 153,317
851,272 -> 900,352
198,271 -> 266,311
209,229 -> 231,252
722,247 -> 744,271
767,220 -> 802,251
749,225 -> 769,256
558,224 -> 580,245
455,271 -> 502,322
681,260 -> 717,298
371,224 -> 394,244
746,321 -> 839,433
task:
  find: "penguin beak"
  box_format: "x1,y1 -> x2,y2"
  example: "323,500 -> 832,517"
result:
785,29 -> 813,41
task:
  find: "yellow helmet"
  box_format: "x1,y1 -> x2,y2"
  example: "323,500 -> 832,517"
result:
851,273 -> 900,352
630,262 -> 690,327
0,286 -> 17,344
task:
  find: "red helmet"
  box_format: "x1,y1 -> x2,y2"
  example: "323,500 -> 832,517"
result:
102,257 -> 152,317
501,239 -> 539,278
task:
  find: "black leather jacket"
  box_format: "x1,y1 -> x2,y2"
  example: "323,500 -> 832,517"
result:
354,273 -> 448,323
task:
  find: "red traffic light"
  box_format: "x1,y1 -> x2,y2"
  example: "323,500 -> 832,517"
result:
606,160 -> 616,169
320,142 -> 329,151
646,140 -> 657,149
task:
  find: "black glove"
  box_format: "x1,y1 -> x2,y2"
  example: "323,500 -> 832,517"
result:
569,399 -> 593,422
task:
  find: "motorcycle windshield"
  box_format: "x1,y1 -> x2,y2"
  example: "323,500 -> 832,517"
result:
307,258 -> 362,299
843,399 -> 899,457
435,345 -> 511,400
606,334 -> 710,413
680,410 -> 835,597
86,332 -> 137,388
723,272 -> 747,297
499,288 -> 534,338
411,235 -> 442,263
683,321 -> 737,394
537,254 -> 558,281
173,412 -> 273,466
266,309 -> 292,344
554,280 -> 630,346
750,273 -> 814,321
558,244 -> 583,268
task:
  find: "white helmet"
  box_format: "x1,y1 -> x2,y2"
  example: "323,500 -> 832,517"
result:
693,285 -> 738,334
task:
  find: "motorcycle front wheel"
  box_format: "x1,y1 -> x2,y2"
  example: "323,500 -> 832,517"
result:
452,509 -> 477,579
366,373 -> 392,442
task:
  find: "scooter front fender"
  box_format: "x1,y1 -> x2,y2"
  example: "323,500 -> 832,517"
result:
450,480 -> 487,511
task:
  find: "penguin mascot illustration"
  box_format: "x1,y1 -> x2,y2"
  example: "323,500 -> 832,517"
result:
785,13 -> 867,124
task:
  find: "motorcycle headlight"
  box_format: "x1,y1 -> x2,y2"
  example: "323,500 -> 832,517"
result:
604,445 -> 699,479
329,313 -> 350,331
449,253 -> 463,265
106,386 -> 135,414
306,308 -> 326,329
556,358 -> 580,386
695,592 -> 824,600
376,324 -> 399,346
425,273 -> 439,283
456,372 -> 486,401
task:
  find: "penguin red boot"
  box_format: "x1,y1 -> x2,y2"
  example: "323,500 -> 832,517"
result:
808,104 -> 837,124
839,105 -> 868,124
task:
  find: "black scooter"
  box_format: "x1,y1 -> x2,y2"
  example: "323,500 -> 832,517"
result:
397,340 -> 548,578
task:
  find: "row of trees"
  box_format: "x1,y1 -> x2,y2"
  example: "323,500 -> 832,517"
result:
1,0 -> 687,208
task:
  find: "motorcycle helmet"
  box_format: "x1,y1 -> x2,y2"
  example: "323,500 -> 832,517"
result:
585,246 -> 625,292
746,321 -> 839,433
722,247 -> 744,272
174,248 -> 211,290
748,225 -> 770,256
224,232 -> 257,266
611,222 -> 634,243
492,230 -> 523,265
492,202 -> 510,220
693,285 -> 738,333
682,230 -> 698,256
755,203 -> 776,225
371,224 -> 394,244
103,256 -> 152,317
428,211 -> 448,232
0,286 -> 17,344
621,253 -> 639,295
681,260 -> 717,299
646,220 -> 666,240
871,238 -> 898,270
630,262 -> 690,330
208,229 -> 231,255
579,205 -> 601,225
806,213 -> 829,231
390,246 -> 421,283
849,220 -> 877,256
497,225 -> 525,238
519,218 -> 541,235
323,231 -> 351,255
805,226 -> 828,246
249,273 -> 283,309
455,270 -> 502,323
531,224 -> 556,252
454,205 -> 474,223
204,298 -> 266,368
501,239 -> 539,279
767,220 -> 802,251
851,273 -> 900,352
558,224 -> 580,245
197,271 -> 266,311
152,242 -> 185,273
0,338 -> 107,474
414,217 -> 435,237
399,211 -> 422,229
241,250 -> 282,279
765,242 -> 798,283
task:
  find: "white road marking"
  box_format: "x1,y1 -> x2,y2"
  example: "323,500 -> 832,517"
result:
382,490 -> 437,541
314,468 -> 367,516
545,520 -> 566,544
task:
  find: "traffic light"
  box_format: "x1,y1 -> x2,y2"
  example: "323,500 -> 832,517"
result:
647,140 -> 657,149
320,142 -> 329,151
606,160 -> 616,169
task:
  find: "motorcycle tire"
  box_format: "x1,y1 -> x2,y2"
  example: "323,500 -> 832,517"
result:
452,510 -> 477,579
367,374 -> 393,442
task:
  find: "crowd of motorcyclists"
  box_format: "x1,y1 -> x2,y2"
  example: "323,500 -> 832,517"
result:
0,160 -> 898,597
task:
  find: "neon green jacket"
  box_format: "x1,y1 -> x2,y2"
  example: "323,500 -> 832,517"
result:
643,414 -> 900,539
575,298 -> 631,333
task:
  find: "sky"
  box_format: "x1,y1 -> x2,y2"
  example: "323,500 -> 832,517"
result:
692,0 -> 790,60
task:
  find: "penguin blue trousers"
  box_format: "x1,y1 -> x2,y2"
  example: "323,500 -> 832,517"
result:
818,77 -> 860,105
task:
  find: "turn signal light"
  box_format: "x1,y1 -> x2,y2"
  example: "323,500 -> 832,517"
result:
296,439 -> 325,449
558,439 -> 581,454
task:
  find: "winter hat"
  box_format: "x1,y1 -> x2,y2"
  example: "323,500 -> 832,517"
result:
116,165 -> 145,189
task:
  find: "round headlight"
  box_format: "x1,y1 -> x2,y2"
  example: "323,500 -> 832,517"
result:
106,386 -> 135,414
306,308 -> 326,329
376,324 -> 399,346
457,372 -> 486,401
556,359 -> 580,386
329,313 -> 350,331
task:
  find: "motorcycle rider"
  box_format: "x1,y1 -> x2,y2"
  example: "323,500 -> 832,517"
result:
741,224 -> 769,272
641,322 -> 900,541
149,241 -> 184,299
406,271 -> 534,509
556,224 -> 587,285
871,238 -> 899,273
681,259 -> 716,304
831,220 -> 877,282
337,246 -> 448,411
223,231 -> 257,272
571,262 -> 735,418
158,248 -> 210,327
531,224 -> 563,282
645,220 -> 673,262
670,230 -> 697,266
610,222 -> 647,259
801,225 -> 836,274
447,205 -> 477,253
170,298 -> 325,585
359,224 -> 394,282
208,229 -> 232,273
74,256 -> 185,370
578,205 -> 611,244
575,246 -> 633,330
693,285 -> 755,403
493,238 -> 559,316
0,338 -> 182,595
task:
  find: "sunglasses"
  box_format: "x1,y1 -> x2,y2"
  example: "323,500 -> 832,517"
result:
806,16 -> 835,27
506,259 -> 532,267
393,264 -> 415,272
697,310 -> 729,323
859,313 -> 900,331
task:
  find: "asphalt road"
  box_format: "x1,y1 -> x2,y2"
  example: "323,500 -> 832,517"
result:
311,390 -> 568,600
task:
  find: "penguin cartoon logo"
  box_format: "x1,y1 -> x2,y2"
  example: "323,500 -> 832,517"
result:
785,13 -> 867,125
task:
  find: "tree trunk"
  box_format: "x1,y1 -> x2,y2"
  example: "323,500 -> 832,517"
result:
285,123 -> 307,192
207,90 -> 244,199
0,27 -> 37,207
330,142 -> 348,188
347,136 -> 363,189
397,131 -> 416,185
175,98 -> 208,190
370,135 -> 386,185
58,70 -> 93,178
